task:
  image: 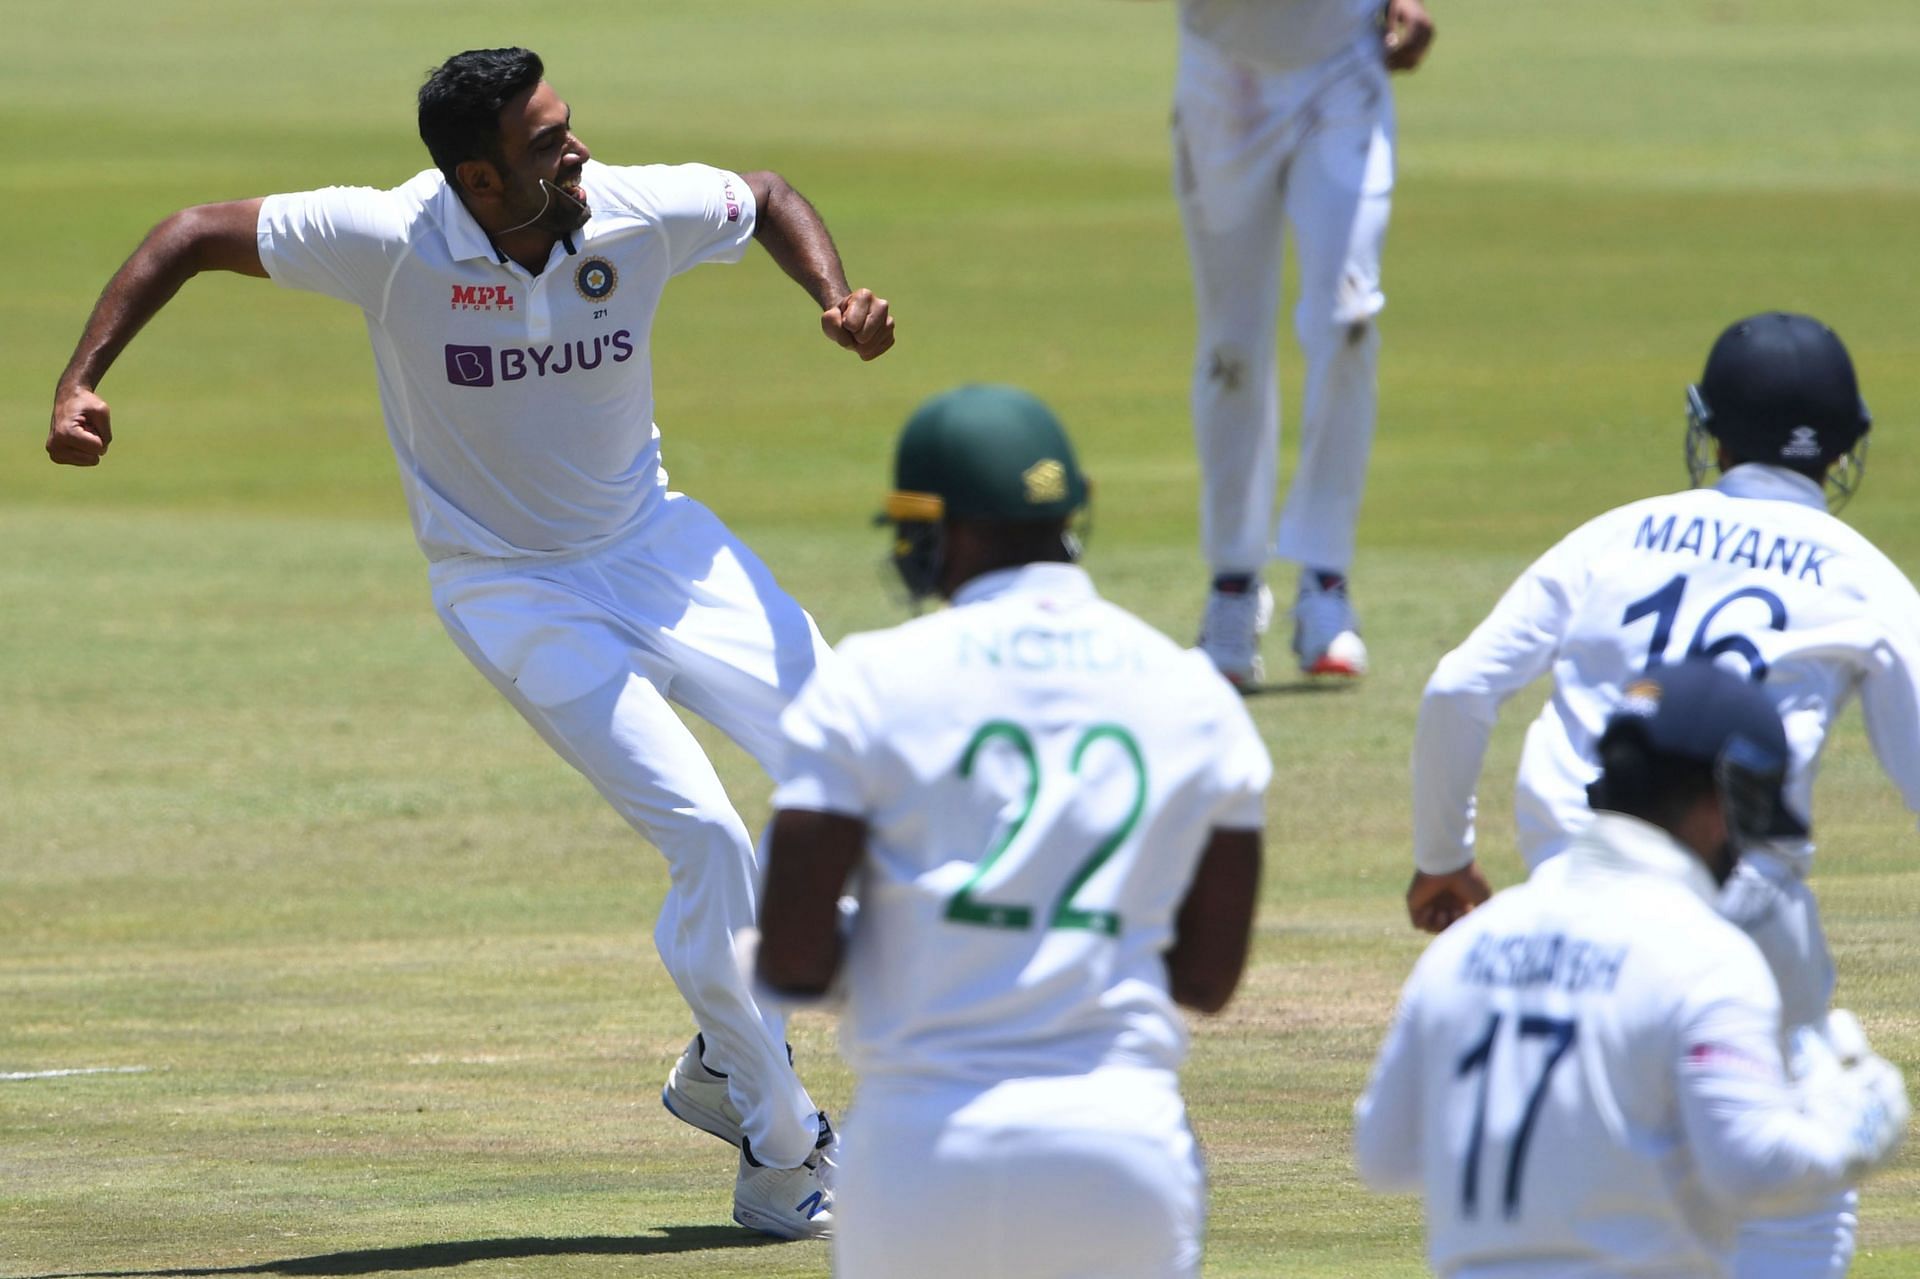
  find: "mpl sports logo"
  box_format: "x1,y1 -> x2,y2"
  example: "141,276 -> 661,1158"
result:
450,284 -> 516,312
445,329 -> 635,388
723,178 -> 741,224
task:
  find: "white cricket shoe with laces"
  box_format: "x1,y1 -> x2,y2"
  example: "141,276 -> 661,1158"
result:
1293,570 -> 1368,677
1197,576 -> 1273,690
734,1113 -> 837,1240
660,1033 -> 745,1148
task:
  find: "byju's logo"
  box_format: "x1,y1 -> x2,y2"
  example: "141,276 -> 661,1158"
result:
443,331 -> 634,388
444,344 -> 495,387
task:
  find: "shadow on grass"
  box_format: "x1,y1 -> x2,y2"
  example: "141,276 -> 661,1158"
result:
22,1228 -> 785,1278
1247,679 -> 1359,698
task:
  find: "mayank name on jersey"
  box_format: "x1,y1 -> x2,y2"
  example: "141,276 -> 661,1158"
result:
957,627 -> 1146,674
1633,513 -> 1834,586
1459,931 -> 1631,995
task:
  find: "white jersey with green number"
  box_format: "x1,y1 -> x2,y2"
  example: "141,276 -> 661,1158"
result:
772,562 -> 1272,1087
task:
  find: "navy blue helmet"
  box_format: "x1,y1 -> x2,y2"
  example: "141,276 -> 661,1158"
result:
1590,659 -> 1807,848
1686,312 -> 1872,509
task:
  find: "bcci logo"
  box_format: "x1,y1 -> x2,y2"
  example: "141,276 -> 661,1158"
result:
1781,425 -> 1822,460
575,257 -> 618,302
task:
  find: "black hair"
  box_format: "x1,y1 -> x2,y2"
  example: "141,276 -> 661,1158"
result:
417,48 -> 545,186
1586,725 -> 1716,829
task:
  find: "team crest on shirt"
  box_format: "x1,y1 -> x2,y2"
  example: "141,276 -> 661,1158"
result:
575,257 -> 618,302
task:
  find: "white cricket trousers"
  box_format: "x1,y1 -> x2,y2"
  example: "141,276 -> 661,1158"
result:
834,1068 -> 1205,1279
430,492 -> 830,1169
1174,33 -> 1394,577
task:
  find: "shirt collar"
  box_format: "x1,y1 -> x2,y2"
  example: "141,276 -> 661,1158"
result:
951,561 -> 1097,609
428,170 -> 504,264
1563,811 -> 1724,907
1714,463 -> 1826,512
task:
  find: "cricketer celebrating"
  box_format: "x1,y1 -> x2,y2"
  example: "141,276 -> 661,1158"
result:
1177,0 -> 1435,686
1408,313 -> 1920,1276
1360,661 -> 1909,1278
752,385 -> 1271,1278
45,47 -> 895,1239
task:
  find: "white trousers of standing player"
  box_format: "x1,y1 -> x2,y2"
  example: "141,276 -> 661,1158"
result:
834,1067 -> 1205,1279
1719,850 -> 1856,1279
429,491 -> 829,1170
1175,33 -> 1394,577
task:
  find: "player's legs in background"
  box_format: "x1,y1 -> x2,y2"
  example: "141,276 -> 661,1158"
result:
1180,188 -> 1284,586
1721,856 -> 1853,1278
1174,38 -> 1288,688
432,571 -> 823,1173
1275,65 -> 1393,677
837,1069 -> 1205,1279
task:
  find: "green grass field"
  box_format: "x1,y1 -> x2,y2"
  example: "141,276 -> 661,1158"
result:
5,2 -> 1920,1274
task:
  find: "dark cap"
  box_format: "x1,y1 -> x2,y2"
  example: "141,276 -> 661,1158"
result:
885,385 -> 1090,523
1607,661 -> 1808,839
1693,312 -> 1871,466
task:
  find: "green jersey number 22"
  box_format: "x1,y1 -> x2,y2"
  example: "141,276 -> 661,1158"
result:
945,720 -> 1146,936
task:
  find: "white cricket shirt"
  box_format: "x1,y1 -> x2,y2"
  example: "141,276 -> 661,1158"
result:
772,563 -> 1272,1087
1179,0 -> 1383,75
1413,465 -> 1920,876
256,160 -> 756,562
1357,812 -> 1868,1278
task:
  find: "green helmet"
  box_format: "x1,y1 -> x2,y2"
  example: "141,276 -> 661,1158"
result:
882,385 -> 1091,600
885,384 -> 1090,523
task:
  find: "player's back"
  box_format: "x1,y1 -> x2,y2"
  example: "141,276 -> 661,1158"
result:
827,563 -> 1267,1087
1512,467 -> 1916,866
1386,819 -> 1775,1276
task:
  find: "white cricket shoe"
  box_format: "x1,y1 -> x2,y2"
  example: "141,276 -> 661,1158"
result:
1198,577 -> 1273,690
661,1034 -> 745,1148
1293,571 -> 1368,678
734,1114 -> 837,1241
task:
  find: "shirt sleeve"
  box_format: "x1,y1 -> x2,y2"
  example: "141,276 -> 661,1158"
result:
602,162 -> 757,276
256,186 -> 410,314
1676,949 -> 1857,1211
1853,566 -> 1920,828
771,642 -> 880,818
1410,521 -> 1594,874
1353,967 -> 1427,1194
1202,657 -> 1273,829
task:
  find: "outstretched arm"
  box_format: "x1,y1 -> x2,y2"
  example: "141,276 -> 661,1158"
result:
742,170 -> 894,362
48,199 -> 267,467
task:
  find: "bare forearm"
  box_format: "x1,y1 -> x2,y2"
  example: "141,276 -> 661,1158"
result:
1167,829 -> 1261,1013
60,204 -> 265,393
745,171 -> 850,310
757,809 -> 865,995
48,199 -> 267,467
